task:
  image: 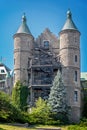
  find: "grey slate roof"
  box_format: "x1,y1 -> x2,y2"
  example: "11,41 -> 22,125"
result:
62,10 -> 78,31
17,14 -> 32,35
0,62 -> 11,72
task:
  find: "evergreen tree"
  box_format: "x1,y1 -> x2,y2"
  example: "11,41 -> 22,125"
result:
48,70 -> 69,122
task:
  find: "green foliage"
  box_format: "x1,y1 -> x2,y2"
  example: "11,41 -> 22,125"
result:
12,81 -> 28,111
80,118 -> 87,127
48,70 -> 69,123
27,97 -> 66,125
68,125 -> 87,130
0,91 -> 11,122
29,97 -> 51,124
82,86 -> 87,117
0,91 -> 28,123
67,118 -> 87,130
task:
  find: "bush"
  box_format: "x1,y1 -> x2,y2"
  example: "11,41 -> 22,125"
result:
28,97 -> 50,125
27,97 -> 68,125
79,118 -> 87,127
0,91 -> 28,123
45,120 -> 61,125
82,87 -> 87,117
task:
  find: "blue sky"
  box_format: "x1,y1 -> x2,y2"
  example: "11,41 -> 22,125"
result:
0,0 -> 87,72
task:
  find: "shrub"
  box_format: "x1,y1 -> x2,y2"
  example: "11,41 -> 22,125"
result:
28,97 -> 51,125
80,118 -> 87,127
82,87 -> 87,118
0,90 -> 28,123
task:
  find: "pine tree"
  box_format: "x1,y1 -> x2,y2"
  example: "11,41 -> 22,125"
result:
48,70 -> 69,121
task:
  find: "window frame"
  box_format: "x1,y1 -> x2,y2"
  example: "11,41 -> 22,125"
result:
1,69 -> 5,73
75,55 -> 77,62
43,40 -> 49,49
75,70 -> 77,81
74,90 -> 78,102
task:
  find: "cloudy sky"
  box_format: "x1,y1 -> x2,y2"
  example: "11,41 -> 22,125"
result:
0,0 -> 87,72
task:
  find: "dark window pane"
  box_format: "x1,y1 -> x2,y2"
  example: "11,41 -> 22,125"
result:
75,55 -> 77,62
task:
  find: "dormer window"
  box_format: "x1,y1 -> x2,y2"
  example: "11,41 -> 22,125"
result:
44,41 -> 49,49
1,69 -> 5,73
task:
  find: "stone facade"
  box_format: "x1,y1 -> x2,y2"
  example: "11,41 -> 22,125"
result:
14,33 -> 34,86
60,30 -> 81,122
13,10 -> 81,122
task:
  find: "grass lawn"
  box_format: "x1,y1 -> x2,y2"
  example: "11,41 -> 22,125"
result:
0,124 -> 87,130
0,124 -> 66,130
0,124 -> 34,130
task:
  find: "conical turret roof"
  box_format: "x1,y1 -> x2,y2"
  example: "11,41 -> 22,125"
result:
61,10 -> 78,31
17,13 -> 32,35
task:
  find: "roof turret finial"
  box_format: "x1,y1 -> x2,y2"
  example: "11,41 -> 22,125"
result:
16,13 -> 32,35
22,13 -> 26,22
61,9 -> 78,31
67,9 -> 72,19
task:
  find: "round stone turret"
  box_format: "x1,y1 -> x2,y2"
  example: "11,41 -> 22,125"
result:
13,14 -> 34,85
59,10 -> 81,123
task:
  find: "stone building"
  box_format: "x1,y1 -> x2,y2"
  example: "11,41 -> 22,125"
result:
13,10 -> 81,122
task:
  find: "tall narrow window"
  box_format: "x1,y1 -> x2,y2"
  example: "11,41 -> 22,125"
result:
14,73 -> 15,82
14,59 -> 15,65
75,71 -> 77,81
74,91 -> 78,102
75,55 -> 77,62
28,58 -> 30,67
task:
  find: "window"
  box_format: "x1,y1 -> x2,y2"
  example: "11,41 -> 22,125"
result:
0,82 -> 5,88
74,91 -> 78,102
75,71 -> 77,81
1,69 -> 5,73
14,59 -> 15,65
75,37 -> 77,42
44,41 -> 49,49
28,58 -> 30,67
75,55 -> 77,62
28,73 -> 30,84
14,73 -> 15,82
0,75 -> 5,80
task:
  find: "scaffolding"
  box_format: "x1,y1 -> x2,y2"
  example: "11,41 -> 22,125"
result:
28,45 -> 61,105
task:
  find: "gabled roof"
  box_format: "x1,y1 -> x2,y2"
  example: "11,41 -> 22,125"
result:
61,10 -> 78,31
16,13 -> 32,35
0,62 -> 11,72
